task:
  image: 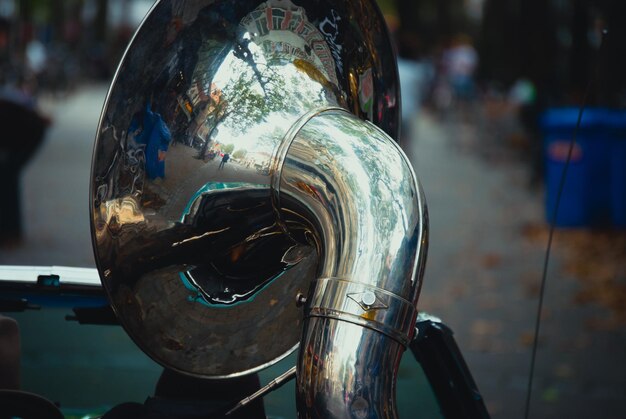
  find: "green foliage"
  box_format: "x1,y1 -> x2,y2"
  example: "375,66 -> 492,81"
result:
209,49 -> 328,136
232,149 -> 247,159
222,143 -> 235,155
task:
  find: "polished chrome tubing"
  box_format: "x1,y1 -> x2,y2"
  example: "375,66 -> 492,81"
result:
276,109 -> 428,418
90,0 -> 427,402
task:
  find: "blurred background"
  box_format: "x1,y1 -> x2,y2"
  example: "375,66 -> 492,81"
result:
0,0 -> 625,418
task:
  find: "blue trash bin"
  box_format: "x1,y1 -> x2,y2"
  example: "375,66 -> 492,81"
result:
605,110 -> 626,228
540,107 -> 612,227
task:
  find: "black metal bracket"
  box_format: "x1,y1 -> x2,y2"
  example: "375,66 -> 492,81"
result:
410,317 -> 490,419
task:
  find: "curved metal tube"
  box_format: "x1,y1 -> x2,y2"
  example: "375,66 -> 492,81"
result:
276,109 -> 427,418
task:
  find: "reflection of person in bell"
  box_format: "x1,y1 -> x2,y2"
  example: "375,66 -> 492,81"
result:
134,102 -> 172,179
218,153 -> 230,170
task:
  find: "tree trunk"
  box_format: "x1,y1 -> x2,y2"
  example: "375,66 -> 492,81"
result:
519,0 -> 558,92
95,0 -> 108,43
597,1 -> 626,107
49,0 -> 64,44
568,0 -> 591,104
479,0 -> 520,85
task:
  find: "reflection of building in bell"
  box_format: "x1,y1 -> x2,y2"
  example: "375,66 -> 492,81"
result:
182,82 -> 225,152
240,0 -> 339,87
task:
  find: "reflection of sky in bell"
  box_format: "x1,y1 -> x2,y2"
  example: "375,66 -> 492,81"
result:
207,33 -> 330,156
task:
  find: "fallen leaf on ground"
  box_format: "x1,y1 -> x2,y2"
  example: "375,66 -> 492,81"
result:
481,252 -> 503,269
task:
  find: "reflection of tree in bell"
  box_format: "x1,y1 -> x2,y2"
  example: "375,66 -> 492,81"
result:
196,47 -> 330,160
222,143 -> 235,155
233,37 -> 271,89
233,149 -> 247,160
197,76 -> 257,158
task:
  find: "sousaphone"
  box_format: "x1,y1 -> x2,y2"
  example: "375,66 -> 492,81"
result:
90,0 -> 427,416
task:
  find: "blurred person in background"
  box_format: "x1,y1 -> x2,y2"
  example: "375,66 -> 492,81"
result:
508,77 -> 543,186
0,72 -> 51,246
442,33 -> 478,116
393,22 -> 435,146
398,53 -> 433,145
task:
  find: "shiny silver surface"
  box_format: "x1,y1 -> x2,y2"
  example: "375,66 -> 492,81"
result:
90,6 -> 426,417
283,110 -> 427,417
